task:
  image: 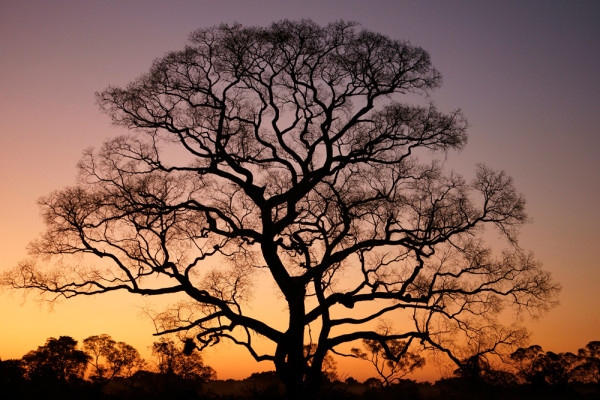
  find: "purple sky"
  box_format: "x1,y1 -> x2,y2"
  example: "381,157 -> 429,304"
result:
1,0 -> 599,380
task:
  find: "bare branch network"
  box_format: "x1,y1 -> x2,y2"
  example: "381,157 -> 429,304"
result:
4,20 -> 559,397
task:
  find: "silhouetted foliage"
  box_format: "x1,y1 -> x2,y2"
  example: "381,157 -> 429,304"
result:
508,343 -> 600,386
573,341 -> 600,384
304,344 -> 338,383
510,344 -> 545,384
454,354 -> 518,387
0,358 -> 26,386
5,19 -> 560,398
3,339 -> 600,400
21,336 -> 90,383
540,351 -> 579,385
83,334 -> 143,381
242,371 -> 285,398
152,338 -> 216,381
363,376 -> 383,388
351,337 -> 425,386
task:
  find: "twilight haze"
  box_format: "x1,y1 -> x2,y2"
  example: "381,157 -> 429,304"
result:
1,0 -> 598,381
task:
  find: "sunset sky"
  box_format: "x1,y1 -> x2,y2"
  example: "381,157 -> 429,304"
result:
1,0 -> 599,382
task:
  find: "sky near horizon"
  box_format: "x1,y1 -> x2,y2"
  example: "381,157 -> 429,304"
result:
1,0 -> 599,382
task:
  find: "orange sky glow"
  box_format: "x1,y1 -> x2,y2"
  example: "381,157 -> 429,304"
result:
1,0 -> 599,382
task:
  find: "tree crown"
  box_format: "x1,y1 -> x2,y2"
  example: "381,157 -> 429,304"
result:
4,20 -> 559,397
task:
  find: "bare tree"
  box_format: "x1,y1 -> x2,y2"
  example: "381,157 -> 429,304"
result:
4,20 -> 558,398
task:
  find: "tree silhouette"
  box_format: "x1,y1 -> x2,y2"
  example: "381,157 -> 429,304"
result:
352,338 -> 425,387
510,345 -> 581,385
510,345 -> 546,385
5,20 -> 559,398
21,336 -> 90,383
304,344 -> 338,382
83,334 -> 143,381
151,338 -> 215,381
0,358 -> 26,386
449,322 -> 526,385
453,354 -> 520,386
351,324 -> 425,387
573,341 -> 600,383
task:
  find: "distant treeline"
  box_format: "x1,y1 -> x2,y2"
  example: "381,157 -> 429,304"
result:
1,335 -> 599,399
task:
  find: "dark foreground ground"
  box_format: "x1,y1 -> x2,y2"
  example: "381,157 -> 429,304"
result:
2,373 -> 600,400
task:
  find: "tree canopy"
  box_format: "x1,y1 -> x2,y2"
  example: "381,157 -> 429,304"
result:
21,336 -> 90,383
4,20 -> 558,398
83,334 -> 143,380
352,337 -> 425,387
152,338 -> 216,381
510,342 -> 600,386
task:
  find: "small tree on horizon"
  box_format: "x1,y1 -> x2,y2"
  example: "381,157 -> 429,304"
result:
351,323 -> 425,386
352,338 -> 425,387
4,20 -> 559,398
151,338 -> 216,381
83,334 -> 144,381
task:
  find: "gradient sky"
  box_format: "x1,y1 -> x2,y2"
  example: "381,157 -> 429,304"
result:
1,0 -> 599,382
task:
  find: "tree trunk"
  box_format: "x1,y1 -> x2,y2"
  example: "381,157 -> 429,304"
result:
304,366 -> 324,399
278,285 -> 311,400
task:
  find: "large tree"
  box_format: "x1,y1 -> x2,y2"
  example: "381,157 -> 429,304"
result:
21,336 -> 90,383
5,20 -> 558,398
